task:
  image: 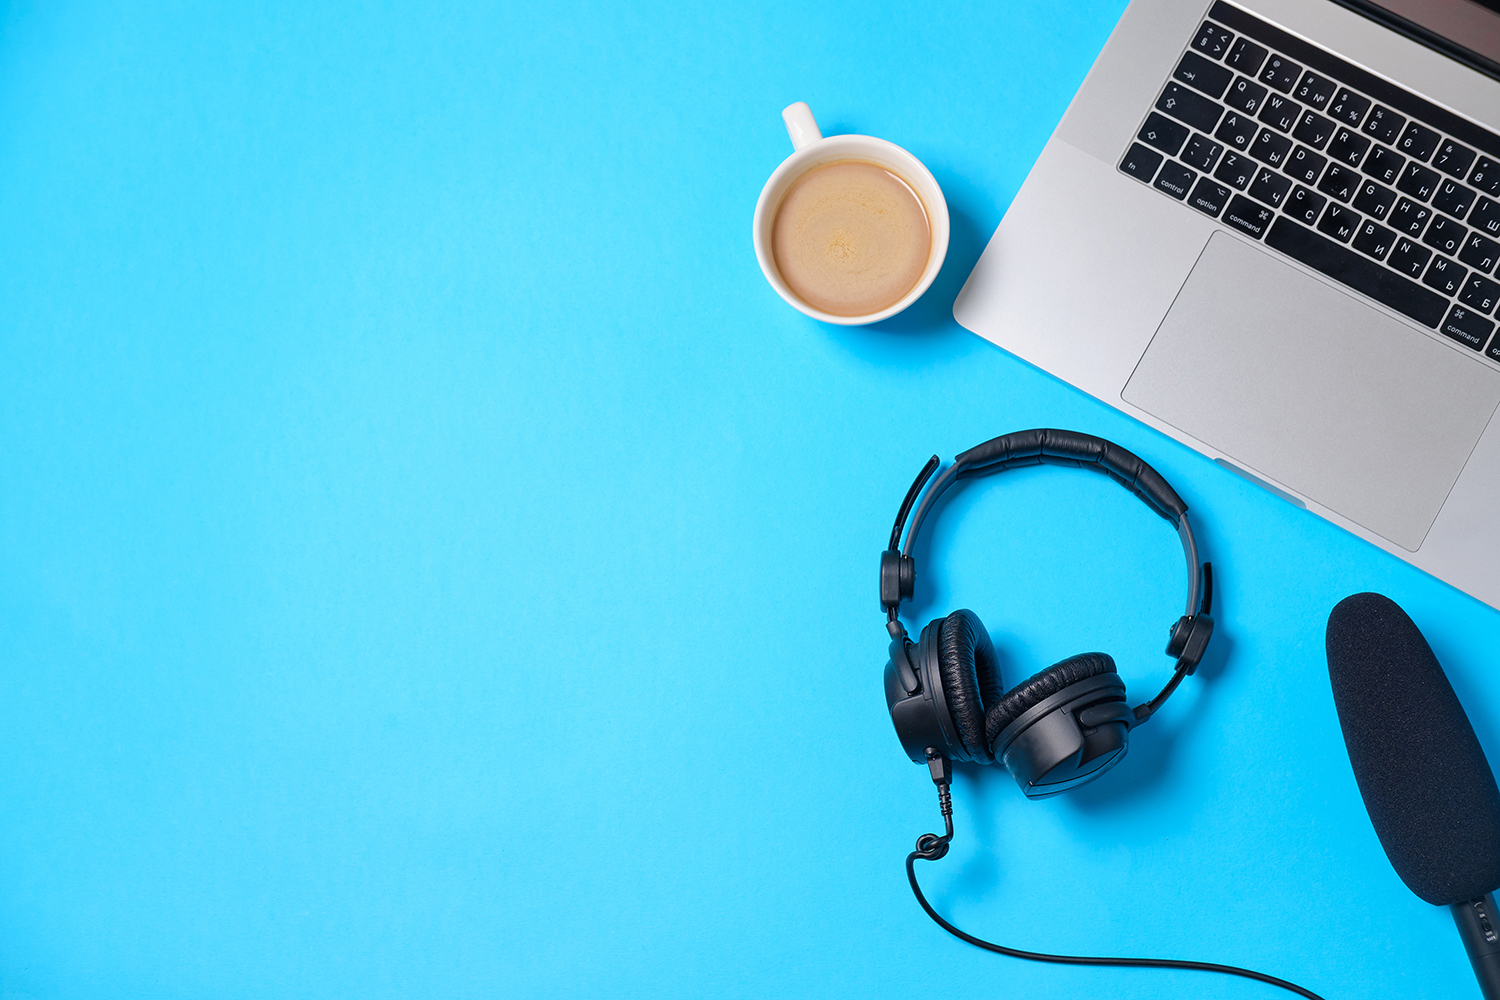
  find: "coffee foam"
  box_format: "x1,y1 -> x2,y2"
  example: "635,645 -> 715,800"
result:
770,160 -> 931,317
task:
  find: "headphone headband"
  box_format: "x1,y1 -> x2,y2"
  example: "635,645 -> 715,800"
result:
881,429 -> 1213,721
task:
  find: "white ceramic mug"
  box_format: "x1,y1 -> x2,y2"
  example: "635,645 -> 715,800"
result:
752,102 -> 950,325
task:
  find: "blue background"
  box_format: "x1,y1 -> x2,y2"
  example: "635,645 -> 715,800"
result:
2,1 -> 1499,997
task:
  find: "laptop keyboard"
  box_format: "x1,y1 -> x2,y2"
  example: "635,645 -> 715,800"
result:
1120,1 -> 1500,362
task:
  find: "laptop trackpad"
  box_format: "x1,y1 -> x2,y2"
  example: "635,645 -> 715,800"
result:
1123,232 -> 1500,551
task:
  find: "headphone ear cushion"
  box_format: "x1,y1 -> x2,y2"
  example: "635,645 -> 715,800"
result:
932,609 -> 1006,763
985,653 -> 1117,748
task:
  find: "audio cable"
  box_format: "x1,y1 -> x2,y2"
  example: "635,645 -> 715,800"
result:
906,759 -> 1326,999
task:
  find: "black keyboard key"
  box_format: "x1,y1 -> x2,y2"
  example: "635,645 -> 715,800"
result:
1223,194 -> 1274,238
1138,112 -> 1189,157
1472,198 -> 1500,239
1433,140 -> 1477,180
1471,158 -> 1500,197
1257,94 -> 1299,133
1397,122 -> 1441,162
1424,255 -> 1468,296
1318,163 -> 1359,203
1294,71 -> 1336,110
1396,162 -> 1441,202
1326,128 -> 1371,168
1326,88 -> 1371,128
1154,160 -> 1196,200
1175,52 -> 1234,99
1292,109 -> 1335,150
1440,305 -> 1494,351
1265,217 -> 1448,327
1258,54 -> 1301,93
1389,198 -> 1432,237
1226,37 -> 1267,76
1363,146 -> 1406,185
1353,179 -> 1397,220
1352,219 -> 1396,261
1214,150 -> 1256,190
1192,20 -> 1234,59
1249,128 -> 1293,168
1433,180 -> 1477,221
1188,177 -> 1232,217
1249,166 -> 1293,208
1460,274 -> 1500,315
1214,110 -> 1258,151
1120,143 -> 1164,183
1318,203 -> 1361,243
1180,133 -> 1224,172
1361,105 -> 1406,144
1157,83 -> 1224,133
1423,215 -> 1468,257
1286,184 -> 1326,225
1285,145 -> 1327,185
1225,76 -> 1268,115
1460,232 -> 1500,275
1389,237 -> 1432,278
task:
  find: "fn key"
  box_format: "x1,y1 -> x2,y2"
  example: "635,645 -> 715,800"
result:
1121,143 -> 1164,183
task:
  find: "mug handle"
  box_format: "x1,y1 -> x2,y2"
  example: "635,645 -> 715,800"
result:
782,102 -> 823,151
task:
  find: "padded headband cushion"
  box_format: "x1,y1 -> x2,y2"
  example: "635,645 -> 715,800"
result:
985,652 -> 1117,747
934,609 -> 1006,763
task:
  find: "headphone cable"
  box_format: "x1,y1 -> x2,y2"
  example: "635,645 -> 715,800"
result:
906,773 -> 1327,1000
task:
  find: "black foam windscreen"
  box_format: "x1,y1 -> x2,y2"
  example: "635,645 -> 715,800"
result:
1326,592 -> 1500,906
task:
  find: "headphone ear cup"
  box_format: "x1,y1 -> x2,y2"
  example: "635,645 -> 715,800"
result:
984,653 -> 1117,750
926,609 -> 1005,763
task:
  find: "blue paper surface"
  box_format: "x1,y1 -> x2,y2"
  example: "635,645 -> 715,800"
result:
2,0 -> 1498,996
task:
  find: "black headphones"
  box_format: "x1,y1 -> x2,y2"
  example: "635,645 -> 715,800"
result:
881,429 -> 1214,797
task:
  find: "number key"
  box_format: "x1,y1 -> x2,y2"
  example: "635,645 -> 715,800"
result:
1397,122 -> 1442,162
1433,140 -> 1477,180
1471,157 -> 1500,197
1226,38 -> 1268,75
1362,105 -> 1406,144
1294,71 -> 1336,109
1327,88 -> 1371,127
1259,55 -> 1302,92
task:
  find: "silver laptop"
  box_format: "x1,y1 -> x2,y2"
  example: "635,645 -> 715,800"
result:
953,0 -> 1500,610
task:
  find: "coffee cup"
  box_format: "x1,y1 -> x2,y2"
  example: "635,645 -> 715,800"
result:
752,102 -> 949,325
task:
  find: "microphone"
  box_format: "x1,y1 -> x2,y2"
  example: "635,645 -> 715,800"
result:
1326,592 -> 1500,999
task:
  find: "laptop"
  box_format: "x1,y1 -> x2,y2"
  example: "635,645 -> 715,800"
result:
953,0 -> 1500,610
